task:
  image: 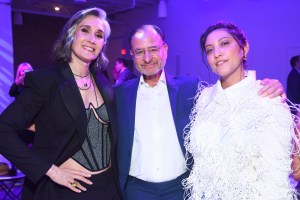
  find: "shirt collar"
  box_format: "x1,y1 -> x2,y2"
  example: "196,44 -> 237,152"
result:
209,70 -> 256,100
139,69 -> 166,87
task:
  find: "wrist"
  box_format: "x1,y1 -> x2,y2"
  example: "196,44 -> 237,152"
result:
46,165 -> 56,179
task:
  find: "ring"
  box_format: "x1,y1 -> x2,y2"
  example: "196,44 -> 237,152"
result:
71,181 -> 77,187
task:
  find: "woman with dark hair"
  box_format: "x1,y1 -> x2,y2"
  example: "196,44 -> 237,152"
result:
182,22 -> 300,199
0,7 -> 121,200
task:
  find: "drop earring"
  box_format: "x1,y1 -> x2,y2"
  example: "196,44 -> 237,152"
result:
96,56 -> 100,68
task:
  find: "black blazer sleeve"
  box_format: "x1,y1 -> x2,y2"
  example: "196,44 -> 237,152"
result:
287,69 -> 300,104
8,83 -> 21,97
0,72 -> 52,183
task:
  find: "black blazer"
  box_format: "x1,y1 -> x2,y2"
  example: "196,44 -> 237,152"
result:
287,68 -> 300,104
0,62 -> 120,199
9,83 -> 22,97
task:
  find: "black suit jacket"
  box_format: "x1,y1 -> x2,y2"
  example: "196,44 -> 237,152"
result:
0,62 -> 120,199
9,83 -> 22,97
287,68 -> 300,104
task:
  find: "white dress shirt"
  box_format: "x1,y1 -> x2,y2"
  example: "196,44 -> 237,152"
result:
129,70 -> 186,182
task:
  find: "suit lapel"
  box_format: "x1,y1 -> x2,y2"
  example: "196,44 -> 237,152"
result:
125,79 -> 139,148
166,73 -> 178,125
166,73 -> 186,152
92,70 -> 117,145
92,70 -> 113,114
58,63 -> 87,143
92,70 -> 111,102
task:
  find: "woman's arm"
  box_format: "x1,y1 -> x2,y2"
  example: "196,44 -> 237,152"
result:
0,73 -> 51,183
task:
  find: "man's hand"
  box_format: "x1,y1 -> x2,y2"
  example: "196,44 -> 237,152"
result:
259,78 -> 286,103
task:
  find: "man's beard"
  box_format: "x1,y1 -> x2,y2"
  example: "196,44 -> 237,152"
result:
134,61 -> 165,76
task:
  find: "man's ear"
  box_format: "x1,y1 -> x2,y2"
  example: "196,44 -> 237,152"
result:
163,43 -> 168,52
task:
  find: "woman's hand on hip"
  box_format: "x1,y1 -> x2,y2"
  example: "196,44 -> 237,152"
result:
46,164 -> 93,193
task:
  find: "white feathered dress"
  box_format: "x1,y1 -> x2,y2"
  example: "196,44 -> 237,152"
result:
183,71 -> 298,200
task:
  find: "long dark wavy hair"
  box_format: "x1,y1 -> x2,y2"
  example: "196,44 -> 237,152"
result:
53,7 -> 111,70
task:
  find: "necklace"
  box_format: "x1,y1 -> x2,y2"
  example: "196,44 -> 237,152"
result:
92,78 -> 100,149
72,71 -> 90,78
77,77 -> 92,90
87,78 -> 100,149
73,71 -> 92,90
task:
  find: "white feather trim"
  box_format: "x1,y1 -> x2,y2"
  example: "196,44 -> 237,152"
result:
183,71 -> 300,200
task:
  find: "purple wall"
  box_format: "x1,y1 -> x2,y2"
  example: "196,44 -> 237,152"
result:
107,0 -> 300,88
0,3 -> 13,113
10,0 -> 300,89
13,13 -> 67,71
